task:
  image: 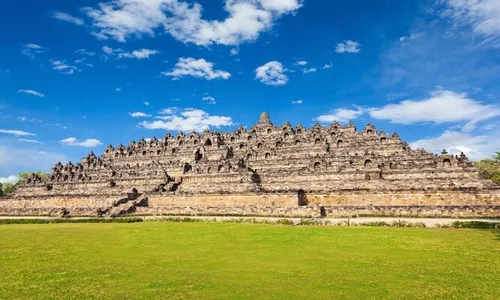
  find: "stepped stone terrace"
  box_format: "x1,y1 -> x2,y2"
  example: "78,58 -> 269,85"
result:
2,112 -> 499,218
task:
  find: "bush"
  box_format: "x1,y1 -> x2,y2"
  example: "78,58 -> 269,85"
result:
0,218 -> 143,225
451,221 -> 500,229
275,219 -> 295,225
358,221 -> 392,227
390,221 -> 426,228
297,219 -> 332,226
150,217 -> 204,223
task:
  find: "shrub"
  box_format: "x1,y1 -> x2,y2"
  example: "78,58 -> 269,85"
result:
0,218 -> 143,225
390,221 -> 426,228
358,221 -> 392,227
275,219 -> 294,225
151,217 -> 203,223
451,221 -> 500,229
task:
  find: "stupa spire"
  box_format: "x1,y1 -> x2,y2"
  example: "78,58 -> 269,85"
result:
256,111 -> 272,127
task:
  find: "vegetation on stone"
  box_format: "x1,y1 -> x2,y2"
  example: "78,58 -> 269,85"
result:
0,222 -> 498,299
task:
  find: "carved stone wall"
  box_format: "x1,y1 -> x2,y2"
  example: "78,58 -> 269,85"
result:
2,112 -> 499,217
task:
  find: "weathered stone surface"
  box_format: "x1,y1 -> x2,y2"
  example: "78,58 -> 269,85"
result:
2,113 -> 499,217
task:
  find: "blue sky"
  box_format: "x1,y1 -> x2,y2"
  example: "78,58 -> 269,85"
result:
1,0 -> 500,181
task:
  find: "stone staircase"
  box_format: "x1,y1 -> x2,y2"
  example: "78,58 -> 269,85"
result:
99,188 -> 149,218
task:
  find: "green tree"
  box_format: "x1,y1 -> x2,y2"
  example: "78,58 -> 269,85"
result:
0,171 -> 50,196
473,155 -> 500,185
0,182 -> 3,197
17,171 -> 49,182
2,183 -> 15,195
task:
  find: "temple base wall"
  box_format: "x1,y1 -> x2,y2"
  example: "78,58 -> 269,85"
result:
322,205 -> 500,218
1,191 -> 499,217
305,191 -> 500,206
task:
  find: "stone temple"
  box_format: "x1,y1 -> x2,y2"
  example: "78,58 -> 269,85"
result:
2,112 -> 499,217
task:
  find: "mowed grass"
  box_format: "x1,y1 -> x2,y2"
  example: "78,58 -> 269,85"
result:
0,223 -> 499,299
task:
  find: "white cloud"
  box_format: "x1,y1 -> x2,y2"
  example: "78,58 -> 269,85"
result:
120,48 -> 160,59
102,45 -> 114,55
0,129 -> 35,137
0,175 -> 19,184
318,90 -> 500,133
52,11 -> 84,26
143,101 -> 150,106
162,57 -> 231,80
399,32 -> 424,42
295,60 -> 307,66
17,117 -> 42,123
24,43 -> 42,49
59,137 -> 102,147
202,95 -> 216,104
316,107 -> 364,124
159,107 -> 177,115
410,130 -> 500,161
302,67 -> 317,74
335,40 -> 361,53
75,49 -> 96,56
84,0 -> 302,45
101,46 -> 160,59
322,63 -> 332,69
86,64 -> 94,68
21,43 -> 46,59
255,61 -> 288,86
441,0 -> 500,47
17,89 -> 45,97
291,99 -> 303,104
116,87 -> 122,92
129,112 -> 151,118
139,108 -> 233,132
50,60 -> 79,75
17,139 -> 44,144
369,90 -> 500,132
0,145 -> 69,176
230,48 -> 239,56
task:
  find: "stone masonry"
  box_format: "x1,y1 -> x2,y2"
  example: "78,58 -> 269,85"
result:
2,112 -> 499,217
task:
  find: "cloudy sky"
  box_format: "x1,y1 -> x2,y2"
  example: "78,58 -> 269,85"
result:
1,0 -> 500,181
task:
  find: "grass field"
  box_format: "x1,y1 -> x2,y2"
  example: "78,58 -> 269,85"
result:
0,222 -> 499,299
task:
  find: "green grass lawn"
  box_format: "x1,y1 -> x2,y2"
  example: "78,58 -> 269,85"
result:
0,223 -> 499,299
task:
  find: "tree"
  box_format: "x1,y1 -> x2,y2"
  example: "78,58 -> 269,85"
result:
0,182 -> 3,197
17,171 -> 49,182
474,154 -> 500,185
2,183 -> 15,195
0,171 -> 50,196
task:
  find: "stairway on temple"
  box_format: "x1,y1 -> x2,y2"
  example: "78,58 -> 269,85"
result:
102,188 -> 149,218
